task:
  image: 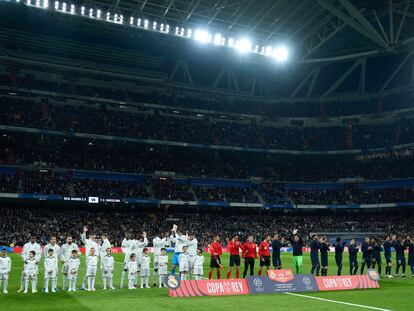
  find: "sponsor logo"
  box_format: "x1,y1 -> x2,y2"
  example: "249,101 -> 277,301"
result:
253,278 -> 263,287
267,269 -> 295,283
302,277 -> 311,286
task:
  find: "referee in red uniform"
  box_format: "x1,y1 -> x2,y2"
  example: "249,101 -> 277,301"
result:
209,235 -> 223,279
258,235 -> 271,275
227,234 -> 243,279
242,235 -> 257,278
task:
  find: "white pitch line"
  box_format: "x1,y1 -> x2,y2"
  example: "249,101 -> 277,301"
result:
284,292 -> 392,311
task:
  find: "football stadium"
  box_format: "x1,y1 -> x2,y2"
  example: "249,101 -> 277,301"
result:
0,0 -> 414,310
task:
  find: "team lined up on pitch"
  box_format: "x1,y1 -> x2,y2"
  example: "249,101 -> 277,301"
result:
0,226 -> 413,294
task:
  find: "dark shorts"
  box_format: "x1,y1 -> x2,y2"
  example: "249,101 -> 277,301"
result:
260,256 -> 271,267
321,256 -> 328,267
210,256 -> 221,268
373,257 -> 382,265
409,256 -> 414,266
335,257 -> 342,266
384,255 -> 392,264
396,257 -> 406,266
362,257 -> 372,265
311,256 -> 320,266
273,255 -> 281,268
229,254 -> 241,267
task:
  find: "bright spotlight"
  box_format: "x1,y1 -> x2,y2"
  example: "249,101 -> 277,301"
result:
213,34 -> 223,45
187,28 -> 192,38
54,1 -> 58,9
35,0 -> 40,7
153,21 -> 157,30
43,0 -> 48,8
137,18 -> 141,26
194,29 -> 209,43
61,2 -> 66,12
96,9 -> 101,18
228,37 -> 234,48
265,46 -> 272,56
236,38 -> 252,53
144,19 -> 149,28
273,46 -> 288,62
166,24 -> 170,33
81,6 -> 85,15
106,12 -> 110,21
89,8 -> 93,17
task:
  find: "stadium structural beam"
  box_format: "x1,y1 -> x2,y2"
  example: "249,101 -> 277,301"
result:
316,0 -> 389,49
162,0 -> 176,17
389,0 -> 394,43
323,58 -> 363,97
307,68 -> 321,97
170,60 -> 194,85
373,10 -> 390,44
226,0 -> 255,32
246,0 -> 281,35
207,0 -> 228,25
289,69 -> 316,98
185,0 -> 201,21
380,50 -> 414,92
395,0 -> 410,43
340,0 -> 389,47
140,0 -> 148,11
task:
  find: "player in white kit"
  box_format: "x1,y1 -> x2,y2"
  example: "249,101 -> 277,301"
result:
178,246 -> 190,280
134,232 -> 148,275
152,233 -> 167,287
80,226 -> 99,289
140,248 -> 151,288
120,233 -> 135,288
158,248 -> 169,288
67,250 -> 80,291
44,248 -> 58,293
127,254 -> 138,289
61,236 -> 79,290
187,233 -> 198,279
194,248 -> 205,280
102,247 -> 115,290
23,250 -> 39,293
99,233 -> 111,284
86,248 -> 98,291
0,248 -> 11,294
19,236 -> 41,292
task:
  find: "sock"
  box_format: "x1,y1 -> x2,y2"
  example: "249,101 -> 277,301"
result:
396,265 -> 400,275
402,265 -> 406,274
91,277 -> 95,289
410,265 -> 414,275
45,278 -> 49,291
109,277 -> 113,288
159,275 -> 164,286
103,276 -> 107,289
361,264 -> 365,275
68,279 -> 72,290
20,272 -> 25,289
258,270 -> 262,276
227,271 -> 231,279
25,277 -> 29,291
32,279 -> 37,292
63,275 -> 67,290
141,277 -> 144,287
153,270 -> 158,285
4,279 -> 8,291
171,265 -> 176,275
316,266 -> 320,276
120,270 -> 126,288
236,270 -> 240,278
216,271 -> 220,279
208,271 -> 213,279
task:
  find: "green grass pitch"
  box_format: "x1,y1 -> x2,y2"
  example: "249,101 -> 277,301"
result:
0,252 -> 412,311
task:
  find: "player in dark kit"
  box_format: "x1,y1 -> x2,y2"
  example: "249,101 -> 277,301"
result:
227,235 -> 243,279
383,235 -> 393,278
405,236 -> 414,277
394,236 -> 406,277
258,235 -> 271,276
319,236 -> 329,276
335,237 -> 346,275
348,238 -> 359,275
371,237 -> 382,277
208,235 -> 223,280
290,230 -> 304,274
272,235 -> 285,269
242,235 -> 257,278
361,237 -> 372,275
310,234 -> 320,276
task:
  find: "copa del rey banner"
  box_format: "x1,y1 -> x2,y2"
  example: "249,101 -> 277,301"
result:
167,269 -> 380,298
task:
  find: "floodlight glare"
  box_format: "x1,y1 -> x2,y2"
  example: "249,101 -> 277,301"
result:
213,34 -> 223,45
96,9 -> 101,18
144,19 -> 149,28
89,8 -> 93,17
35,0 -> 40,7
153,21 -> 157,30
180,28 -> 185,36
137,18 -> 141,26
273,46 -> 288,62
43,0 -> 48,8
194,29 -> 209,43
236,38 -> 252,53
175,27 -> 179,35
62,2 -> 66,12
70,4 -> 75,14
228,37 -> 234,48
166,25 -> 170,33
106,12 -> 110,21
54,1 -> 58,10
265,46 -> 272,56
187,28 -> 192,38
27,0 -> 31,5
81,6 -> 85,15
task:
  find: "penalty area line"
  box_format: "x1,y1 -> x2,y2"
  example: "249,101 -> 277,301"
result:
284,292 -> 392,311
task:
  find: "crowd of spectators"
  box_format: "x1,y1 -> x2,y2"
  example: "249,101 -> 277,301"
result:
1,205 -> 413,247
2,97 -> 414,151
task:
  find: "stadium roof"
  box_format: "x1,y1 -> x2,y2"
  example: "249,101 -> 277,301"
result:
76,0 -> 414,62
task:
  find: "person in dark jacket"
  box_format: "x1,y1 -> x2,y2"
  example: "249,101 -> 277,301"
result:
335,237 -> 346,276
319,236 -> 329,276
361,237 -> 372,275
371,237 -> 382,277
394,237 -> 406,277
383,235 -> 393,278
271,235 -> 285,269
310,234 -> 320,276
348,238 -> 359,275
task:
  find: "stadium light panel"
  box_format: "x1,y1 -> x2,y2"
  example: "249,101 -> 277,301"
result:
129,17 -> 134,25
265,46 -> 272,56
180,28 -> 185,36
166,25 -> 170,33
153,21 -> 157,30
236,38 -> 252,53
35,0 -> 40,7
273,46 -> 289,62
187,28 -> 192,38
54,1 -> 58,10
43,0 -> 48,8
70,4 -> 75,14
228,37 -> 234,48
81,6 -> 85,15
137,18 -> 141,26
213,34 -> 223,46
106,12 -> 110,21
175,27 -> 179,35
26,0 -> 31,5
144,19 -> 149,28
62,2 -> 66,12
160,23 -> 165,31
89,8 -> 93,18
194,29 -> 209,43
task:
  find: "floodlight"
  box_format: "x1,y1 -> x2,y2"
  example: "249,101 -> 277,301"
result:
228,37 -> 234,47
175,26 -> 179,35
43,0 -> 48,8
137,18 -> 141,26
236,38 -> 252,53
194,29 -> 209,43
144,19 -> 149,28
81,6 -> 85,15
89,8 -> 93,17
265,46 -> 272,56
180,28 -> 185,36
54,1 -> 58,10
70,4 -> 75,14
187,28 -> 192,38
35,0 -> 40,7
273,46 -> 288,62
153,21 -> 157,30
166,25 -> 170,33
213,34 -> 223,45
106,12 -> 110,21
96,9 -> 101,18
160,23 -> 165,31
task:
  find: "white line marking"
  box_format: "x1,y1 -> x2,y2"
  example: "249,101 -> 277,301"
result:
285,292 -> 392,311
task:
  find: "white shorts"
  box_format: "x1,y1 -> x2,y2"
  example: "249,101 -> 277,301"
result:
194,265 -> 203,275
25,270 -> 38,279
44,270 -> 57,279
86,266 -> 97,277
189,256 -> 196,269
140,268 -> 150,277
179,262 -> 189,272
69,270 -> 78,280
159,265 -> 168,275
0,272 -> 9,280
62,262 -> 69,274
128,272 -> 137,280
154,256 -> 160,270
102,268 -> 114,278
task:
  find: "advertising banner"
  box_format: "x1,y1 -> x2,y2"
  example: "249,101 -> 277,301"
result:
316,275 -> 380,291
247,274 -> 318,294
168,278 -> 249,297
